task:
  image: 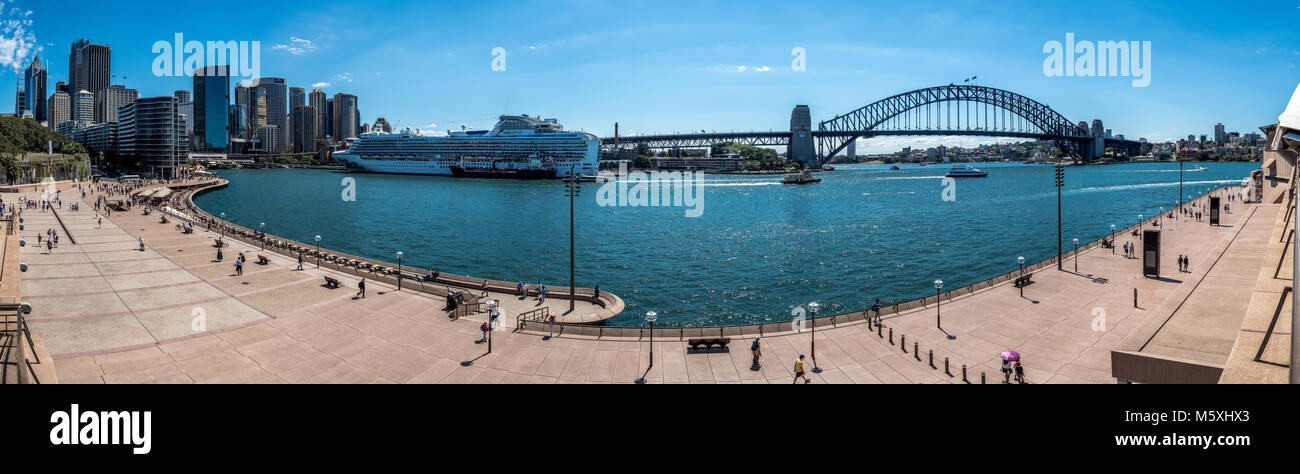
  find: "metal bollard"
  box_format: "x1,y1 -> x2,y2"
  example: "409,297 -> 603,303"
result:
1133,288 -> 1138,308
944,357 -> 950,376
878,324 -> 883,338
981,372 -> 986,384
914,342 -> 920,361
962,364 -> 968,382
929,349 -> 934,368
901,334 -> 906,351
889,328 -> 894,345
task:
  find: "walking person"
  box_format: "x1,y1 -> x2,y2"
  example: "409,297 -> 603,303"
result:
356,279 -> 366,299
235,258 -> 243,276
138,235 -> 144,252
793,355 -> 811,384
872,298 -> 883,326
480,321 -> 490,343
1002,357 -> 1013,384
297,252 -> 304,271
1014,360 -> 1026,384
547,314 -> 556,339
216,247 -> 224,262
750,338 -> 762,369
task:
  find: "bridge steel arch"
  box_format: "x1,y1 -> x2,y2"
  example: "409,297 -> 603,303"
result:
816,85 -> 1091,161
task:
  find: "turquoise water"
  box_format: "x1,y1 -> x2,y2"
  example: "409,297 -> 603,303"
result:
196,161 -> 1258,326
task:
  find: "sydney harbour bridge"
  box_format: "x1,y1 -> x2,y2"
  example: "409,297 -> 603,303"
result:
600,85 -> 1144,165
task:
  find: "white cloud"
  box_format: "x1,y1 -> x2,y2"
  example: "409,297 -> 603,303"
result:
0,4 -> 37,72
273,36 -> 317,55
1255,47 -> 1268,54
755,66 -> 771,72
334,72 -> 352,83
311,82 -> 330,88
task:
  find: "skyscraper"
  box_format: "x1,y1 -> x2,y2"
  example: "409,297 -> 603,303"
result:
331,93 -> 358,141
292,106 -> 316,153
253,77 -> 288,152
94,85 -> 138,124
23,55 -> 47,123
1214,123 -> 1226,145
48,91 -> 70,130
72,90 -> 95,122
309,89 -> 327,139
14,84 -> 23,117
69,39 -> 111,100
174,90 -> 190,104
193,65 -> 230,152
234,82 -> 253,139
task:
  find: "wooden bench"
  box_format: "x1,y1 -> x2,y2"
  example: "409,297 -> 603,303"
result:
256,255 -> 270,265
687,338 -> 731,351
1013,273 -> 1034,288
323,276 -> 341,289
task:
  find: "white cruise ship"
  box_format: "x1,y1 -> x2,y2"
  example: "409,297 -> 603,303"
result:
332,115 -> 599,179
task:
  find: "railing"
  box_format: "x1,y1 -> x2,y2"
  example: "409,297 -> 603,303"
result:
1253,286 -> 1292,365
449,302 -> 482,322
515,307 -> 551,330
0,304 -> 39,384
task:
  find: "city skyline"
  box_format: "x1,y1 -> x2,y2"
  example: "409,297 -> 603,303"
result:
2,0 -> 1299,153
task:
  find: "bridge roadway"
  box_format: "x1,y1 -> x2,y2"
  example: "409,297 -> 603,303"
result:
15,186 -> 1269,384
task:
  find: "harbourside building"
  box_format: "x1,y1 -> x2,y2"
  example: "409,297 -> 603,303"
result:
117,96 -> 187,178
82,121 -> 119,153
234,82 -> 254,140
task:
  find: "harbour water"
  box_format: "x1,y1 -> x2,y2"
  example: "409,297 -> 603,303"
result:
196,161 -> 1258,326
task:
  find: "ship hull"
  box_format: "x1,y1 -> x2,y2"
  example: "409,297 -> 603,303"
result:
449,166 -> 556,180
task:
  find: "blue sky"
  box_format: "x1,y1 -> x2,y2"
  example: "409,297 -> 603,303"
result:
4,0 -> 1299,153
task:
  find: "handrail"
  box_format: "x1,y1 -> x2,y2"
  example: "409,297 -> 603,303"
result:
1253,286 -> 1292,364
0,303 -> 38,384
515,307 -> 551,329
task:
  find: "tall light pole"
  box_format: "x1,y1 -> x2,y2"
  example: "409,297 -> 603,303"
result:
1138,214 -> 1144,235
1159,207 -> 1164,228
807,302 -> 821,373
1110,224 -> 1116,254
1073,238 -> 1080,273
564,168 -> 579,314
396,251 -> 403,291
219,212 -> 226,240
1017,256 -> 1025,298
935,280 -> 953,339
314,235 -> 321,268
638,310 -> 657,384
259,222 -> 265,250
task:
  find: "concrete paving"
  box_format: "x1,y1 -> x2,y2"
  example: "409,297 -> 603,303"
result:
14,186 -> 1275,384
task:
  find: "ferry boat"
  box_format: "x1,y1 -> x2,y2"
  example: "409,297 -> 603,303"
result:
945,164 -> 988,178
332,114 -> 599,179
782,170 -> 822,185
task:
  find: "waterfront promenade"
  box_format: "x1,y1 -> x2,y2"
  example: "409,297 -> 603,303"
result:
13,183 -> 1274,384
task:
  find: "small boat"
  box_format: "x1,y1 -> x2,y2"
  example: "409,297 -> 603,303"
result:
782,170 -> 822,185
945,165 -> 988,178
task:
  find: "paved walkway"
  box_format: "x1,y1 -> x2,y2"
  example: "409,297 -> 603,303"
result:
17,187 -> 1273,384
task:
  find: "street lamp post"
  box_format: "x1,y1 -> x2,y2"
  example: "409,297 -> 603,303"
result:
259,222 -> 265,250
219,212 -> 226,240
935,280 -> 953,339
1073,238 -> 1080,273
807,302 -> 822,373
1159,207 -> 1164,228
638,311 -> 657,384
396,251 -> 403,291
1138,214 -> 1144,235
1017,256 -> 1025,298
1110,224 -> 1117,254
314,235 -> 321,268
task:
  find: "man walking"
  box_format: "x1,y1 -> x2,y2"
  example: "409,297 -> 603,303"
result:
750,338 -> 762,369
356,279 -> 367,299
297,252 -> 304,271
793,355 -> 810,384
